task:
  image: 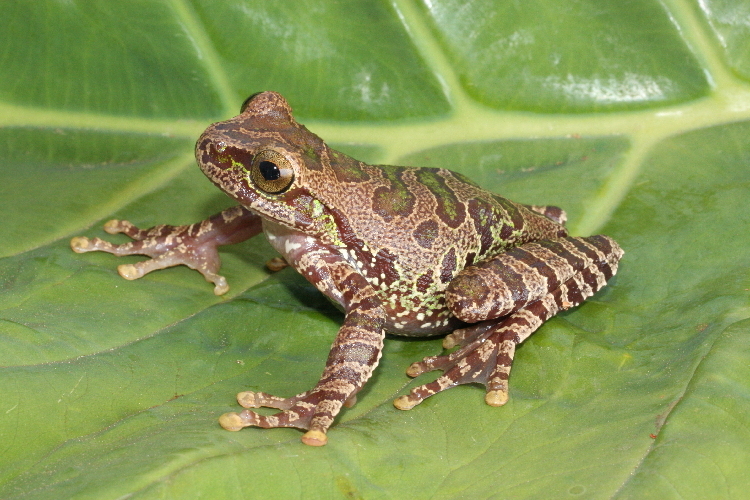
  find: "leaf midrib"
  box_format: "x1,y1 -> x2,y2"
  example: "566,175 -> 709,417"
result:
2,1 -> 750,244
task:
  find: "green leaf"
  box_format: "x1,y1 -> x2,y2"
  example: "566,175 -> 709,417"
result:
418,0 -> 710,112
1,1 -> 749,499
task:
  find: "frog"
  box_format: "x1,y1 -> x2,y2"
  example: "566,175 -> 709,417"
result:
71,91 -> 623,446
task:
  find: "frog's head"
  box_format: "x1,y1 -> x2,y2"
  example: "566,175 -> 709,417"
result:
195,91 -> 338,232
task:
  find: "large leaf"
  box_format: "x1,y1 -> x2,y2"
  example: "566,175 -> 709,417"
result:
1,0 -> 749,498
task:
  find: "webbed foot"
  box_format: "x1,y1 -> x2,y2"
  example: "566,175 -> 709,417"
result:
219,387 -> 359,446
72,219 -> 229,294
393,320 -> 516,410
71,206 -> 262,295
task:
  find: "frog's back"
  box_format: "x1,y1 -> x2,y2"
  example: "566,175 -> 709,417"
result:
312,161 -> 566,288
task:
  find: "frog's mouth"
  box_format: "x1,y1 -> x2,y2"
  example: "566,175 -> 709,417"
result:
195,135 -> 254,199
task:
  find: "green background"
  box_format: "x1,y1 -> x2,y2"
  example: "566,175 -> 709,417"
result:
1,0 -> 749,498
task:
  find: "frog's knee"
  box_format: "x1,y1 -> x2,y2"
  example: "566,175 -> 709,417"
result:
445,270 -> 517,323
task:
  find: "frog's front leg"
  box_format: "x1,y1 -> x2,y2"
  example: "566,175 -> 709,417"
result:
394,235 -> 623,410
71,206 -> 261,295
219,254 -> 386,446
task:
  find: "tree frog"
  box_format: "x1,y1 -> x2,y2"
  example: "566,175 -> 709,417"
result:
71,92 -> 623,446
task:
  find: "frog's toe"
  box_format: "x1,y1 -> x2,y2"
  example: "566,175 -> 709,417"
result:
218,404 -> 333,446
117,263 -> 144,280
221,387 -> 348,445
236,390 -> 259,408
485,389 -> 509,407
405,361 -> 427,378
393,395 -> 418,410
209,275 -> 229,296
301,430 -> 328,446
115,255 -> 175,279
218,408 -> 273,431
441,334 -> 459,350
442,322 -> 493,349
71,230 -> 148,258
404,351 -> 460,378
103,219 -> 127,234
394,366 -> 466,410
218,412 -> 246,431
237,390 -> 296,410
70,236 -> 93,253
405,323 -> 496,378
102,219 -> 157,240
70,236 -> 120,254
396,324 -> 519,408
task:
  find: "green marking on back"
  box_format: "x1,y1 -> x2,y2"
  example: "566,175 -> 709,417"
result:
330,150 -> 371,183
414,169 -> 465,229
373,166 -> 415,221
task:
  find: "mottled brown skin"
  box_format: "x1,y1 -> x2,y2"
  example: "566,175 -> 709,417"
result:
72,91 -> 623,446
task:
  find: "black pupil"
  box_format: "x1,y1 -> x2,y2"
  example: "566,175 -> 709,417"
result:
259,161 -> 280,180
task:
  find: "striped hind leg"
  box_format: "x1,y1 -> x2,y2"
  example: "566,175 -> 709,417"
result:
394,235 -> 623,410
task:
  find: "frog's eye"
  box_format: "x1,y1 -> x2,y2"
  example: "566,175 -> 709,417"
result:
250,150 -> 295,194
240,93 -> 263,114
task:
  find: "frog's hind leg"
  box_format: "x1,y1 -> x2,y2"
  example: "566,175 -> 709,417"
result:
394,235 -> 623,410
525,204 -> 567,226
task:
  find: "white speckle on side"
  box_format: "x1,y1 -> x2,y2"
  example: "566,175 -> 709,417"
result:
284,239 -> 302,253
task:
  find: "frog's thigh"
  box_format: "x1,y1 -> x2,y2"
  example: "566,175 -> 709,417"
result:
446,236 -> 619,323
525,204 -> 567,226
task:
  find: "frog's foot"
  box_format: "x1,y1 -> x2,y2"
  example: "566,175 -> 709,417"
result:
219,386 -> 358,446
72,207 -> 261,294
441,322 -> 494,349
394,320 -> 517,410
72,219 -> 229,295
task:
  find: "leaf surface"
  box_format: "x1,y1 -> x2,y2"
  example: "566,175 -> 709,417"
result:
1,1 -> 749,499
